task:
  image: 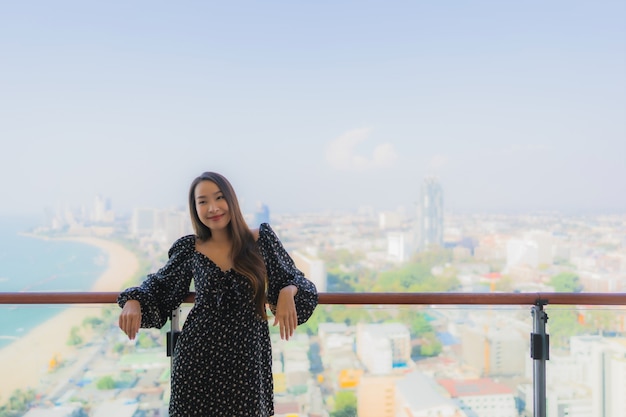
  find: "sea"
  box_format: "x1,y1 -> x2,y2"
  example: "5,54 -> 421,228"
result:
0,216 -> 108,350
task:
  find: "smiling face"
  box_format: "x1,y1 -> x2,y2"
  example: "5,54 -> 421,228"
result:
194,180 -> 231,232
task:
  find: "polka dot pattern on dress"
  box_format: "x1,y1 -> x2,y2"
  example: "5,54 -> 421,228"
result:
118,223 -> 318,416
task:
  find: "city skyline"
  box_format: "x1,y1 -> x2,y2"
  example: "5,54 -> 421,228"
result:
3,195 -> 625,415
1,1 -> 624,217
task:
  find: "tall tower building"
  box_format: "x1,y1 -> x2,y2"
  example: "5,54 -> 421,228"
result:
93,195 -> 115,223
417,176 -> 444,250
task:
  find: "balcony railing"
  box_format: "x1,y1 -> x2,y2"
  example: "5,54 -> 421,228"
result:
1,291 -> 625,417
2,291 -> 626,305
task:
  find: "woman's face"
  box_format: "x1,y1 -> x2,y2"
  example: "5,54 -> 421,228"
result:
194,180 -> 231,231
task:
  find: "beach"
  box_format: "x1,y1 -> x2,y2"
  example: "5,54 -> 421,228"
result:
0,237 -> 140,400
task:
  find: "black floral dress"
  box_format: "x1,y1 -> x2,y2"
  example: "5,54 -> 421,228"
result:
117,223 -> 318,416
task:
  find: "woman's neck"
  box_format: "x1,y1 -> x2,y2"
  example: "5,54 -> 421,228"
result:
209,229 -> 231,245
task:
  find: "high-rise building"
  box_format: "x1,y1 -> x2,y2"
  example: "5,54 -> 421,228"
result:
291,250 -> 327,292
93,195 -> 115,223
461,322 -> 526,377
437,378 -> 518,417
387,232 -> 410,263
395,372 -> 464,417
589,338 -> 626,417
357,375 -> 400,417
130,207 -> 191,245
356,323 -> 411,374
417,176 -> 444,250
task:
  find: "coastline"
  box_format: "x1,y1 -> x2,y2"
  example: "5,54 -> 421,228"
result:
0,236 -> 140,400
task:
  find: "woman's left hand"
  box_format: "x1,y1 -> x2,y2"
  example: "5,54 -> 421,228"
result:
273,285 -> 298,340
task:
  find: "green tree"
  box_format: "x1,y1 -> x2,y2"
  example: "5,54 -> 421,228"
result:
331,406 -> 357,417
327,271 -> 358,292
396,310 -> 433,337
410,247 -> 453,266
0,388 -> 36,416
319,305 -> 372,326
82,316 -> 104,330
292,303 -> 330,335
351,269 -> 379,292
320,248 -> 365,270
67,325 -> 83,346
586,310 -> 617,335
420,332 -> 443,357
96,376 -> 116,390
112,342 -> 126,354
331,390 -> 357,417
549,272 -> 582,293
411,343 -> 421,358
372,249 -> 459,293
548,307 -> 586,348
137,332 -> 157,349
373,263 -> 432,292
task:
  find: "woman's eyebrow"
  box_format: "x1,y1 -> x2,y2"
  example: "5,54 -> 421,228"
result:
196,191 -> 222,199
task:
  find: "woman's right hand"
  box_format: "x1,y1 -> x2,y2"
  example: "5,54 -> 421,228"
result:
119,300 -> 142,340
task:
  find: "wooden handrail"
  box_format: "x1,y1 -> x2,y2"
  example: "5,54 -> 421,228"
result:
0,292 -> 625,305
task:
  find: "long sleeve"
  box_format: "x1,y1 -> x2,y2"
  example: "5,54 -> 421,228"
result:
117,235 -> 195,329
257,223 -> 318,325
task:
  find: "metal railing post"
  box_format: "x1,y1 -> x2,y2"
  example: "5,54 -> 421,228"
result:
167,308 -> 182,367
531,301 -> 549,417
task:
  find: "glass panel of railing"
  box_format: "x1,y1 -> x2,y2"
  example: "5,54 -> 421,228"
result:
0,304 -> 169,416
2,303 -> 543,417
543,305 -> 626,417
307,304 -> 532,417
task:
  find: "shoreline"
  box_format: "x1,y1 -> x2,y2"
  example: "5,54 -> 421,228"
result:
0,236 -> 140,401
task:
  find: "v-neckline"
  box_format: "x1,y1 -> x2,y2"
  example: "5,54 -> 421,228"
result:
195,249 -> 233,274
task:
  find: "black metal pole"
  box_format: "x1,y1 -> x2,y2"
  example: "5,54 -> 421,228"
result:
167,308 -> 181,368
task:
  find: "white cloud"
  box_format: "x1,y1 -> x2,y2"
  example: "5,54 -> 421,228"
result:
326,128 -> 398,171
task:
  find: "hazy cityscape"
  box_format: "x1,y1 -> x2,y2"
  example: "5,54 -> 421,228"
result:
1,1 -> 624,416
1,176 -> 625,417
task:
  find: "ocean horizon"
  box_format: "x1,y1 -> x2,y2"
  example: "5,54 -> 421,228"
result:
0,216 -> 108,350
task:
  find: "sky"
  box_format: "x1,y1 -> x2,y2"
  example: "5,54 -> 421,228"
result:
1,0 -> 625,218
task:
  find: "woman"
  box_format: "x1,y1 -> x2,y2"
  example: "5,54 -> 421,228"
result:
118,171 -> 318,416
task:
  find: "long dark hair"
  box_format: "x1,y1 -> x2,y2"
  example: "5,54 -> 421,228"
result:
189,172 -> 268,318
